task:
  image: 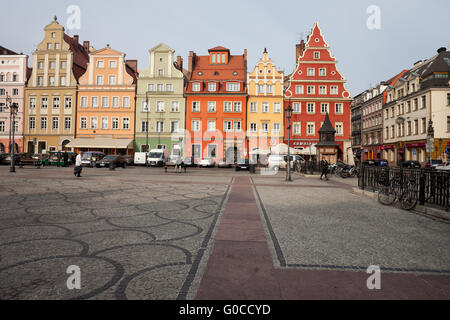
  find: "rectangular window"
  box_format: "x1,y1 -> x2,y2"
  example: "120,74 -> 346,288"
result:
330,86 -> 338,95
226,83 -> 240,92
250,123 -> 257,133
234,121 -> 241,132
414,119 -> 419,135
258,85 -> 265,94
101,117 -> 108,130
142,121 -> 148,132
49,61 -> 55,69
224,121 -> 232,132
142,101 -> 149,112
91,97 -> 98,108
447,116 -> 450,132
64,97 -> 72,109
274,103 -> 281,113
208,83 -> 216,92
335,103 -> 343,114
335,122 -> 343,135
97,61 -> 104,68
52,117 -> 59,130
293,123 -> 301,135
0,89 -> 5,95
421,96 -> 426,109
156,101 -> 164,112
53,97 -> 60,108
266,85 -> 273,94
319,86 -> 327,95
307,86 -> 315,94
148,84 -> 154,92
102,97 -> 109,108
250,102 -> 257,113
60,76 -> 66,86
80,117 -> 87,129
273,123 -> 281,133
321,103 -> 329,114
319,68 -> 326,76
293,102 -> 301,113
41,97 -> 48,109
123,97 -> 130,108
109,61 -> 117,69
81,97 -> 87,108
49,76 -> 55,86
207,120 -> 216,132
166,84 -> 173,92
91,117 -> 98,129
96,76 -> 103,85
157,84 -> 164,91
171,101 -> 179,112
307,103 -> 315,114
261,123 -> 269,133
262,102 -> 269,113
192,83 -> 201,92
307,68 -> 315,76
112,97 -> 119,108
12,88 -> 19,96
208,101 -> 216,113
38,77 -> 43,86
41,117 -> 47,130
109,76 -> 116,85
64,117 -> 71,130
295,85 -> 304,94
421,118 -> 426,134
192,120 -> 201,132
171,121 -> 179,133
38,62 -> 44,69
314,52 -> 320,59
158,69 -> 164,76
224,102 -> 232,112
192,101 -> 200,112
112,118 -> 119,129
123,118 -> 130,130
307,123 -> 315,135
0,121 -> 5,132
61,61 -> 67,69
29,117 -> 36,130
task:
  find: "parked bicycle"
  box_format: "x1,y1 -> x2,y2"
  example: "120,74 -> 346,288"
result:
377,175 -> 418,210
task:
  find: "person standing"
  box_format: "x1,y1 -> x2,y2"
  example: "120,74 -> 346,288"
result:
74,151 -> 83,178
320,159 -> 329,181
57,152 -> 61,167
63,152 -> 68,167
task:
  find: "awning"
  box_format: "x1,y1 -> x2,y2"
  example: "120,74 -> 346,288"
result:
406,143 -> 426,148
270,143 -> 302,155
66,138 -> 134,149
296,145 -> 317,155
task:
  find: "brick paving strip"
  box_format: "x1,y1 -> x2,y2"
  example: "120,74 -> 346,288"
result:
196,177 -> 450,300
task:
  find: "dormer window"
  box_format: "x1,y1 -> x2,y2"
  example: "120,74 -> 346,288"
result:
192,83 -> 201,92
208,83 -> 216,92
226,82 -> 240,92
209,48 -> 229,64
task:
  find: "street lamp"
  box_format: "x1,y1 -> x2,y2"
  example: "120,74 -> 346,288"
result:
427,120 -> 434,166
145,91 -> 150,166
285,99 -> 293,182
7,97 -> 19,173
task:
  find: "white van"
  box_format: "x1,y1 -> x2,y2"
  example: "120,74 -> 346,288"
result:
147,149 -> 169,167
134,152 -> 147,165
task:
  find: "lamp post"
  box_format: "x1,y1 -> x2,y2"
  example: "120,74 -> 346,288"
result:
145,91 -> 150,166
8,99 -> 19,173
285,100 -> 293,182
427,120 -> 434,166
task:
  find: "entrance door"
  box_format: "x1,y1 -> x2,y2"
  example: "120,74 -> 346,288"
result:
192,144 -> 201,159
38,141 -> 46,153
27,141 -> 35,154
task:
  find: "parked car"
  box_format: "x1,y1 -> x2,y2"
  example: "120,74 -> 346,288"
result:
81,151 -> 105,167
436,162 -> 450,171
147,149 -> 169,167
235,158 -> 251,171
268,154 -> 304,171
401,160 -> 421,168
199,158 -> 215,168
362,159 -> 389,167
0,153 -> 25,165
218,159 -> 232,168
96,155 -> 127,168
123,155 -> 134,166
425,159 -> 443,169
183,157 -> 198,167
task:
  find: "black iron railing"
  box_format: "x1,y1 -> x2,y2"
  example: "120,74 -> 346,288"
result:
359,166 -> 449,211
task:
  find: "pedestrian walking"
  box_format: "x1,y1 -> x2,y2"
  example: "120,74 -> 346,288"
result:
74,151 -> 83,178
57,152 -> 61,167
320,159 -> 329,180
63,152 -> 68,167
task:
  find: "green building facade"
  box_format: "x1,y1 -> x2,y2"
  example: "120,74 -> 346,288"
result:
135,43 -> 186,155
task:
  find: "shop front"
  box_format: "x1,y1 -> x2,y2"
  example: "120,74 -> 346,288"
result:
67,137 -> 135,156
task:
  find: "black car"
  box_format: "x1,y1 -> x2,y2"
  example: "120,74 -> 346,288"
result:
0,153 -> 25,165
235,159 -> 251,171
123,155 -> 134,166
401,160 -> 421,168
96,155 -> 127,168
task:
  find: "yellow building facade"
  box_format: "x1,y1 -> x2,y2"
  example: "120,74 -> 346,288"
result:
247,49 -> 284,155
24,18 -> 90,153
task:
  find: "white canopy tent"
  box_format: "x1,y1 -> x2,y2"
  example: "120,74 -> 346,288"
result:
270,143 -> 302,155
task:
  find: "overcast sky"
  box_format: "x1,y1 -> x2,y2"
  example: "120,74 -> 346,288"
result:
1,0 -> 448,95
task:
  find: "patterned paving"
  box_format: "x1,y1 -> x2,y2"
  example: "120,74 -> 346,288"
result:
0,169 -> 229,299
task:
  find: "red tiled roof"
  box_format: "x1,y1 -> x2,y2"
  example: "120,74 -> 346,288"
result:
208,46 -> 230,52
189,55 -> 246,81
63,34 -> 90,81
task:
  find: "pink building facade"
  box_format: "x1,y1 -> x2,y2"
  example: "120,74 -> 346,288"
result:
0,46 -> 28,153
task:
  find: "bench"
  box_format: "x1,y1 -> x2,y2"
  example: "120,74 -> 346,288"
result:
19,159 -> 42,168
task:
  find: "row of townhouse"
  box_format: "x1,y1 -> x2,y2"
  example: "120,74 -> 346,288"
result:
0,19 -> 352,164
351,47 -> 450,165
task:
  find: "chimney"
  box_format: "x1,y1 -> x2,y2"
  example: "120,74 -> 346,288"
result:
83,41 -> 90,51
188,51 -> 195,74
126,60 -> 138,73
176,56 -> 183,71
437,47 -> 447,53
296,39 -> 305,61
73,35 -> 79,45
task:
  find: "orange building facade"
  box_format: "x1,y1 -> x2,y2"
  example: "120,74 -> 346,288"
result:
185,47 -> 248,163
70,46 -> 138,155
